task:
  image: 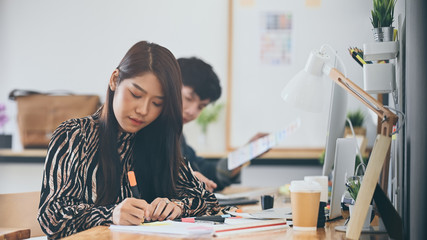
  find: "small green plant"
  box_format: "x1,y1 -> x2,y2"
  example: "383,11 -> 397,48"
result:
346,176 -> 362,201
318,150 -> 325,165
196,103 -> 224,134
346,109 -> 365,128
370,0 -> 397,28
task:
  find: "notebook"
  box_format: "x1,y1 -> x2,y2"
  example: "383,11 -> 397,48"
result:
109,221 -> 213,236
213,218 -> 288,237
215,187 -> 277,206
109,218 -> 288,237
227,207 -> 292,219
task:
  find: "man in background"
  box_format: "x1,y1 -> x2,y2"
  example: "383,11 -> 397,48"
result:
178,57 -> 267,192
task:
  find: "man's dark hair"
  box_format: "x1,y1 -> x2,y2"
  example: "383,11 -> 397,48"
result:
178,57 -> 221,102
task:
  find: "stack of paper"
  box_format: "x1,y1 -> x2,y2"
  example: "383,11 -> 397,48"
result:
226,207 -> 292,219
214,218 -> 288,237
109,221 -> 214,236
109,217 -> 288,237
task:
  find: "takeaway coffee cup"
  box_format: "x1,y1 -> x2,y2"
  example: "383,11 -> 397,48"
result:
304,176 -> 329,228
290,180 -> 322,231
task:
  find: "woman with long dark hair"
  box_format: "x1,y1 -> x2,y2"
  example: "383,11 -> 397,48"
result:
37,41 -> 219,239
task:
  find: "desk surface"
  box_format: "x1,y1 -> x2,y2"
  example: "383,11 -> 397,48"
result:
62,217 -> 388,240
62,186 -> 388,240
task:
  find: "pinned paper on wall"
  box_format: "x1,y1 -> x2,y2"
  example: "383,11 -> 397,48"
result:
238,0 -> 255,7
305,0 -> 322,8
259,12 -> 293,65
227,118 -> 301,170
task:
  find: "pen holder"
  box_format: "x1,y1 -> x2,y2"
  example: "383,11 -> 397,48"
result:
363,63 -> 395,94
363,41 -> 399,61
261,195 -> 274,210
317,201 -> 327,228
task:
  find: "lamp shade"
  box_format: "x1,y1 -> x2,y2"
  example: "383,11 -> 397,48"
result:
281,70 -> 324,112
281,50 -> 330,112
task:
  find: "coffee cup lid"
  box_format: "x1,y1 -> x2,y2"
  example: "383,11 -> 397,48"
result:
289,180 -> 322,192
304,176 -> 328,202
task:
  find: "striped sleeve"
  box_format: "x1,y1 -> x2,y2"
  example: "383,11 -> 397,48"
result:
37,119 -> 115,239
174,162 -> 220,217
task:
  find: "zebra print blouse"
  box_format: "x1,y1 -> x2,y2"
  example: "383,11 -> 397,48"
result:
37,111 -> 220,239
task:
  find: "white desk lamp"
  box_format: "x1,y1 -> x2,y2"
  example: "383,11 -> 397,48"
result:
281,45 -> 399,239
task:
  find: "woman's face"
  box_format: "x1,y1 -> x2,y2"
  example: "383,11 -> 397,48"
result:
110,71 -> 164,133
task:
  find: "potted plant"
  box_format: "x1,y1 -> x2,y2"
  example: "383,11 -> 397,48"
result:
195,102 -> 224,146
345,109 -> 368,154
318,150 -> 325,165
345,176 -> 374,229
0,103 -> 12,149
346,176 -> 362,203
370,0 -> 397,42
319,110 -> 367,166
345,109 -> 366,135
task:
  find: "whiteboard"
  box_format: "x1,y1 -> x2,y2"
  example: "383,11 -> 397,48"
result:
227,0 -> 375,151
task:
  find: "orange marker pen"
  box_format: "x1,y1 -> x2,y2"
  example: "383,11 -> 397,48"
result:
127,171 -> 141,198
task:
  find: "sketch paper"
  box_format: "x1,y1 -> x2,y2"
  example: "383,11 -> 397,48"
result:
227,118 -> 301,170
109,221 -> 214,236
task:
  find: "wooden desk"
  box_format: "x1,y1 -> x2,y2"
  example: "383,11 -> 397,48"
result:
0,228 -> 30,240
62,218 -> 389,240
62,187 -> 389,240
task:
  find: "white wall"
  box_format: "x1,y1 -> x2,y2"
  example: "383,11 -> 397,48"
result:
0,163 -> 45,193
241,165 -> 322,188
0,162 -> 322,194
0,0 -> 229,152
0,0 -> 404,152
0,0 -> 406,194
0,0 -> 405,154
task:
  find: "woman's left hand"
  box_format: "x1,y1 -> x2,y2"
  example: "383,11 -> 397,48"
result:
150,198 -> 182,221
193,171 -> 217,192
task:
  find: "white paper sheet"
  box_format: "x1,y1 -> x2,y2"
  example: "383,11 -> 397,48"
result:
227,118 -> 301,170
109,220 -> 214,236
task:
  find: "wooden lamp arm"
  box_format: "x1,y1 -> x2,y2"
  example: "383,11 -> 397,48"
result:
328,68 -> 398,136
325,67 -> 401,239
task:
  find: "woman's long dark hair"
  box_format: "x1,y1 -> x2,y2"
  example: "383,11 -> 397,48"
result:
95,41 -> 183,205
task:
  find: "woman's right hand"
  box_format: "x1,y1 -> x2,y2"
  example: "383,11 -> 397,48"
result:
112,198 -> 153,225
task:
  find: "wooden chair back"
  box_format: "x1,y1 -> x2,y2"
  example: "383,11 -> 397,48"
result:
0,191 -> 44,237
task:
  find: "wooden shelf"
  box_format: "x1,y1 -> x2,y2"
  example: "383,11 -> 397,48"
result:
0,149 -> 47,157
199,148 -> 323,160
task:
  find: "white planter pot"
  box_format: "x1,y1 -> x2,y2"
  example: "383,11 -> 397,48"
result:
349,204 -> 373,229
